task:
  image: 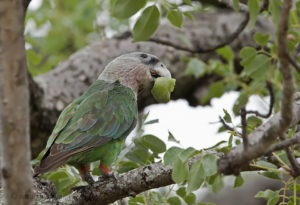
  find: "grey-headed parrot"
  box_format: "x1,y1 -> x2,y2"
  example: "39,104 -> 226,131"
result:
34,52 -> 172,184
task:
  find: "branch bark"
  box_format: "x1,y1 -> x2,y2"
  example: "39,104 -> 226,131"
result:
277,0 -> 300,177
0,0 -> 33,204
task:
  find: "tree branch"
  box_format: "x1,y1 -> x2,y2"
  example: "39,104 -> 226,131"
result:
277,0 -> 300,177
149,12 -> 249,54
277,0 -> 294,134
266,132 -> 300,154
287,54 -> 300,74
240,107 -> 248,149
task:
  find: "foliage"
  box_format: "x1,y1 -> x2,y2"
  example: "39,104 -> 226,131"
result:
27,0 -> 300,204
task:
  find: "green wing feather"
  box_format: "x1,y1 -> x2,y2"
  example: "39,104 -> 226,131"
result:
35,80 -> 137,174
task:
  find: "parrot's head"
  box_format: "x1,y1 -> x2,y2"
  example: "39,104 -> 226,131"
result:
98,52 -> 171,95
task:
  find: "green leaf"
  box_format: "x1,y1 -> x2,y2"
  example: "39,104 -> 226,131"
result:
168,196 -> 182,205
211,175 -> 223,192
268,0 -> 281,25
144,119 -> 159,125
167,10 -> 184,28
176,187 -> 186,198
168,131 -> 180,143
133,5 -> 160,41
256,160 -> 277,169
128,195 -> 145,204
204,140 -> 227,150
183,11 -> 194,21
141,134 -> 166,154
185,58 -> 206,78
240,47 -> 257,66
183,0 -> 192,5
233,91 -> 249,115
202,82 -> 224,104
258,171 -> 281,180
172,158 -> 189,184
234,175 -> 244,188
254,32 -> 270,46
232,0 -> 239,12
164,146 -> 184,166
242,54 -> 271,79
151,77 -> 176,103
125,149 -> 148,164
248,0 -> 260,29
223,109 -> 232,123
255,190 -> 280,205
184,192 -> 196,205
111,0 -> 147,19
149,191 -> 164,204
178,147 -> 198,162
187,159 -> 204,192
202,154 -> 218,176
117,161 -> 139,173
216,46 -> 234,62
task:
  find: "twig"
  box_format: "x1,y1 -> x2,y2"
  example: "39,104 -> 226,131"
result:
246,81 -> 274,118
240,107 -> 248,149
219,116 -> 242,136
285,146 -> 300,177
149,12 -> 249,54
219,116 -> 234,132
266,132 -> 300,154
287,54 -> 300,74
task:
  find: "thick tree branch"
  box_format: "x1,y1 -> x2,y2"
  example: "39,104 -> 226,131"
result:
277,0 -> 300,177
278,0 -> 294,133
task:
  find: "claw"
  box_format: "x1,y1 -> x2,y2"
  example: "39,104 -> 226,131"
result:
79,164 -> 95,185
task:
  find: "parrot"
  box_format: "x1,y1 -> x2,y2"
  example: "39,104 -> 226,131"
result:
34,52 -> 172,184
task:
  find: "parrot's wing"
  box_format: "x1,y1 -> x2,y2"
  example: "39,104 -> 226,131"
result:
36,80 -> 137,174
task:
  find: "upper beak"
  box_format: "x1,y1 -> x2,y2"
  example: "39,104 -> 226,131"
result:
150,63 -> 171,80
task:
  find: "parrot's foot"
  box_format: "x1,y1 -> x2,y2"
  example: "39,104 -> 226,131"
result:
98,171 -> 120,182
79,164 -> 95,186
83,172 -> 95,185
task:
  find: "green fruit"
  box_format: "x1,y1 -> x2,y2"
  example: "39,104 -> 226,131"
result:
151,77 -> 176,103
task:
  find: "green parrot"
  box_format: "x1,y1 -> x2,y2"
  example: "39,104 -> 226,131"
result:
34,52 -> 172,184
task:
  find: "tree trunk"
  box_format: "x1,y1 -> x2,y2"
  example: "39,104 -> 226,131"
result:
0,0 -> 33,204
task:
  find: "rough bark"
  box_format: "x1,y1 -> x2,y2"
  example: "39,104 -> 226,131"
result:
0,0 -> 33,204
29,11 -> 275,157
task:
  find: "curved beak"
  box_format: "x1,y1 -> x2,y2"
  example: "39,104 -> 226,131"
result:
150,62 -> 172,80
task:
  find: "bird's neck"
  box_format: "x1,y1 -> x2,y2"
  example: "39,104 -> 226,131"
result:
98,66 -> 150,96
